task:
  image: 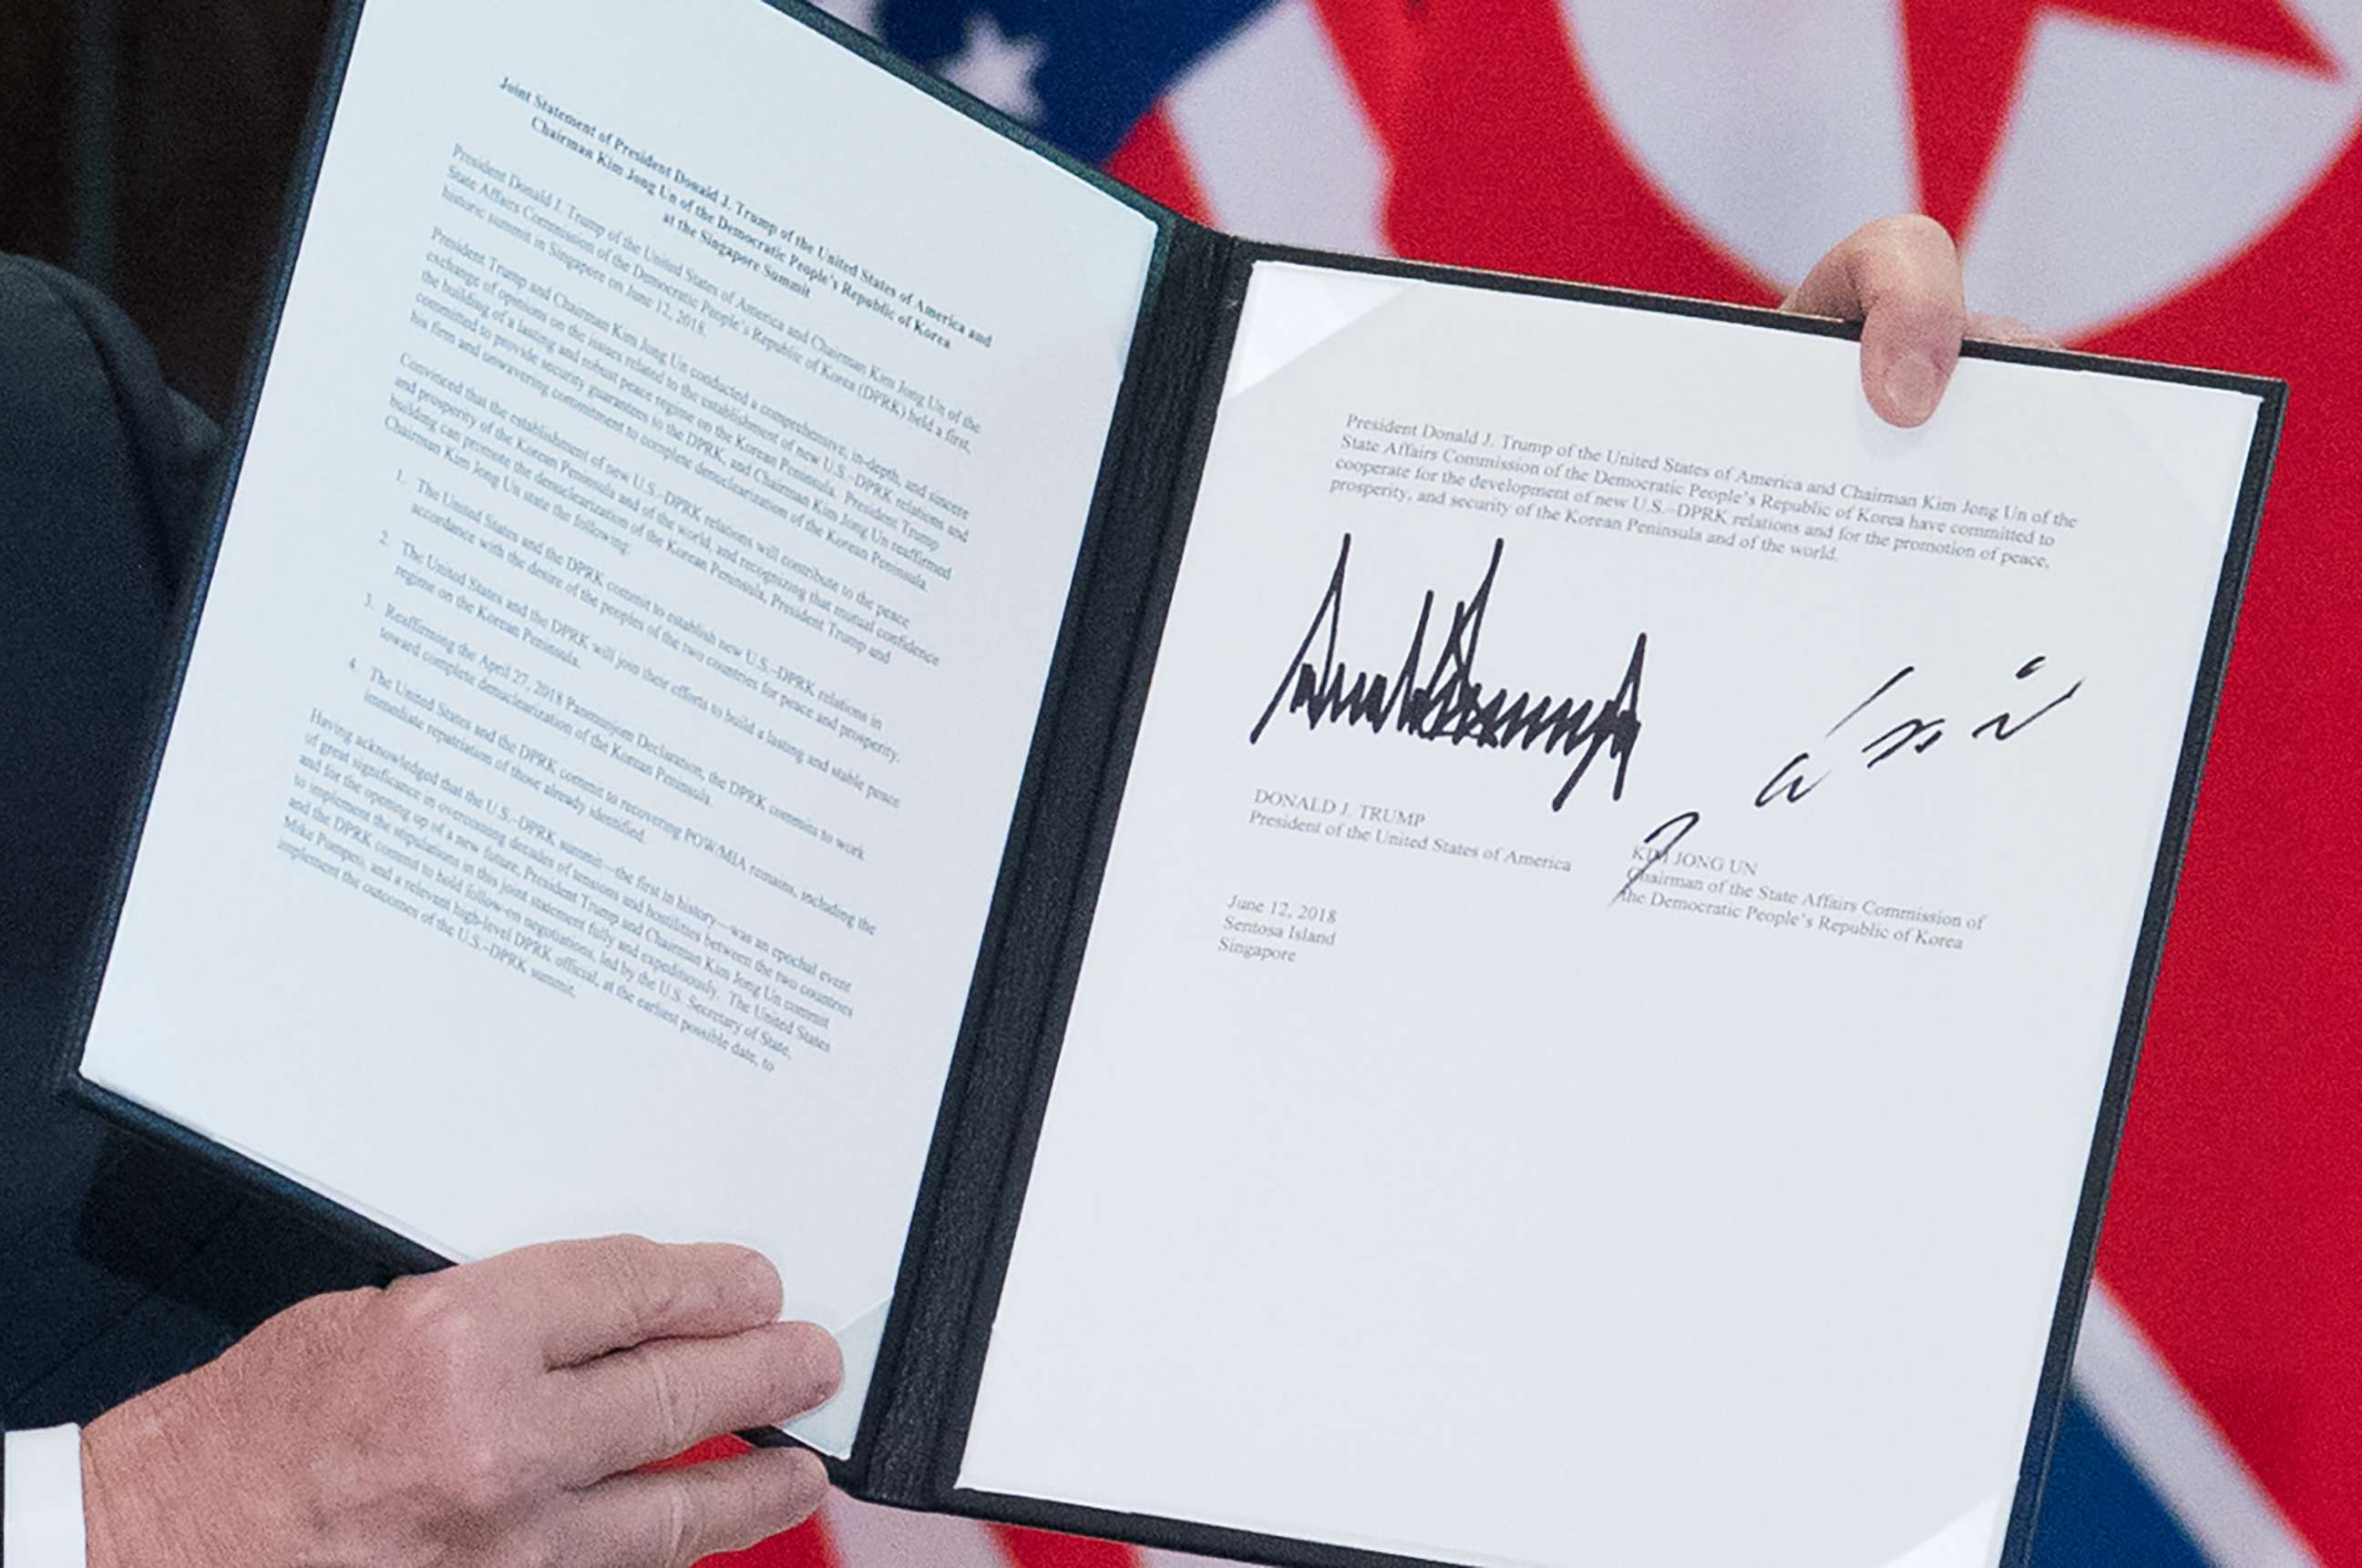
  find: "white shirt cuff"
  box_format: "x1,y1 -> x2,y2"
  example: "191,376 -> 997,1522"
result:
3,1424 -> 87,1568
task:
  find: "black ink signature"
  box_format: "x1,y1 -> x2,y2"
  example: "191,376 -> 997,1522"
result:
1249,534 -> 1647,810
1776,656 -> 2082,788
1618,655 -> 2085,904
1615,810 -> 1702,903
1970,657 -> 2084,740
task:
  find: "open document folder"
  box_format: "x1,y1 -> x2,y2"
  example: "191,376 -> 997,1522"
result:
58,0 -> 2284,1563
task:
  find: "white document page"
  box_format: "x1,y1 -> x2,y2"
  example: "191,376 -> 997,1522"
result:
960,262 -> 2261,1564
78,0 -> 1155,1450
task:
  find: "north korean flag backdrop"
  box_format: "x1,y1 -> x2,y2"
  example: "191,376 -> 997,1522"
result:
697,3 -> 2362,1563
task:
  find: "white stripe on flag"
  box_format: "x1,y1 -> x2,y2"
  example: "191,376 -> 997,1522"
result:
2073,1280 -> 2324,1568
1163,0 -> 1391,256
821,1492 -> 1018,1568
807,0 -> 879,33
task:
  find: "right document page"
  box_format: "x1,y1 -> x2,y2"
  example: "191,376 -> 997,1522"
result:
959,261 -> 2264,1568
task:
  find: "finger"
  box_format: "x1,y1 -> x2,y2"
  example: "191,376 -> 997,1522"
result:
1782,213 -> 1967,428
549,1319 -> 844,1484
552,1445 -> 832,1568
1967,311 -> 2062,350
467,1235 -> 785,1366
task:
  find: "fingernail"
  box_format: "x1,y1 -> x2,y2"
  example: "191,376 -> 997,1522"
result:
786,1447 -> 832,1505
1882,353 -> 1942,426
813,1331 -> 845,1400
740,1251 -> 785,1313
782,1323 -> 844,1417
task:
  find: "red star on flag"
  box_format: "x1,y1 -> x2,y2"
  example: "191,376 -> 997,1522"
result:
1900,0 -> 2338,237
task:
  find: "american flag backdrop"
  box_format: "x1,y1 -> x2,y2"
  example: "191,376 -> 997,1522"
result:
694,2 -> 2362,1563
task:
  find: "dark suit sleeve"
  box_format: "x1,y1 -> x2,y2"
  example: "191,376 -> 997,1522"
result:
0,253 -> 385,1430
0,254 -> 216,982
0,252 -> 227,1428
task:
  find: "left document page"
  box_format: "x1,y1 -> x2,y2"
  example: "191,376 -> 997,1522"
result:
76,0 -> 1157,1452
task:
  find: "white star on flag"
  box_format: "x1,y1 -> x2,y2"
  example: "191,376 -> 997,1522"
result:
939,11 -> 1049,124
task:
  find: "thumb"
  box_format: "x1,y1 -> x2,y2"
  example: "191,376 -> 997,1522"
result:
1782,214 -> 1967,429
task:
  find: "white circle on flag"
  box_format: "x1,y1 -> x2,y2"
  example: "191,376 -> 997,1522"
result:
1556,0 -> 2362,336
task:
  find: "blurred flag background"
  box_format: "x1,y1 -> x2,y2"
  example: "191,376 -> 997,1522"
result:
702,2 -> 2362,1564
5,2 -> 2355,1564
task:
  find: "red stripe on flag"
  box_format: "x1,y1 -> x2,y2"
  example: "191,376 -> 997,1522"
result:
1104,107 -> 1213,223
2088,118 -> 2362,1567
990,1522 -> 1145,1568
1302,0 -> 1424,149
1379,0 -> 1769,304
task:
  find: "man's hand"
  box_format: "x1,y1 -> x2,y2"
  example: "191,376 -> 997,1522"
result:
79,1236 -> 843,1568
1782,213 -> 2058,428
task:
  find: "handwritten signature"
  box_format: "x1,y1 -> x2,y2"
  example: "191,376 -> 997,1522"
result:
1248,534 -> 1647,811
1244,534 -> 2084,899
1617,658 -> 2083,903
